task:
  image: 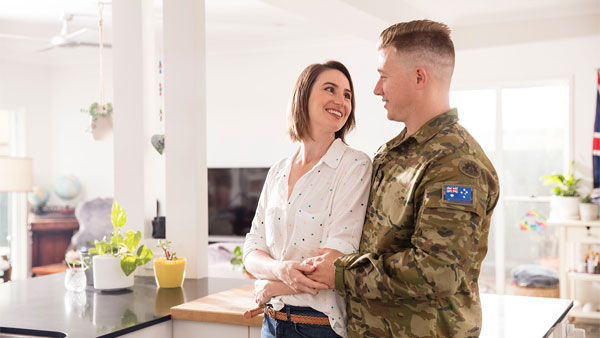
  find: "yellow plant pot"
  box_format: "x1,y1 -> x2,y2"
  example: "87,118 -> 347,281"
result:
153,257 -> 186,288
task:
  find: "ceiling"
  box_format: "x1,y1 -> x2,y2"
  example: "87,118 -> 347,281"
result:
0,0 -> 598,66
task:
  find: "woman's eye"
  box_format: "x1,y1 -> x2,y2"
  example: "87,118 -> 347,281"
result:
325,87 -> 334,93
344,93 -> 352,100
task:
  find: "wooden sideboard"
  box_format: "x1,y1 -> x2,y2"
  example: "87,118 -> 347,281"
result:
29,214 -> 79,269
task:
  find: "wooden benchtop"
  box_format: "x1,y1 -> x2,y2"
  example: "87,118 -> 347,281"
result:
171,284 -> 263,327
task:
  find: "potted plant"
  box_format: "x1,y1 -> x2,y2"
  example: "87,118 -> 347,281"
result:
89,200 -> 153,290
542,161 -> 581,220
81,102 -> 113,141
579,194 -> 599,221
153,240 -> 186,288
64,250 -> 87,292
230,245 -> 254,279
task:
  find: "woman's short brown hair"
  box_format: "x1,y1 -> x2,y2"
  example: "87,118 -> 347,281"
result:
287,60 -> 355,143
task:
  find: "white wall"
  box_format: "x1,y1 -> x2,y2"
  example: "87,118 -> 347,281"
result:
453,35 -> 600,192
1,61 -> 114,207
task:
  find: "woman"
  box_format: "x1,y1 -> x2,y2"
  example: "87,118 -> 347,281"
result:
243,61 -> 372,338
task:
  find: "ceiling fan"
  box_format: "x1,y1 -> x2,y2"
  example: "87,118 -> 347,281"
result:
0,13 -> 111,51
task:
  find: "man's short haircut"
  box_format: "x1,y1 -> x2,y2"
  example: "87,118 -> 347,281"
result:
287,60 -> 355,143
379,19 -> 455,77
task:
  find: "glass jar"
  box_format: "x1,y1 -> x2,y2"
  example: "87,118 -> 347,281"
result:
64,268 -> 87,292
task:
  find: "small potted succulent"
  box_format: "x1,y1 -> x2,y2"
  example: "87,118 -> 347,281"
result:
542,161 -> 581,220
579,194 -> 599,221
153,240 -> 186,288
89,200 -> 153,290
81,102 -> 113,141
64,250 -> 87,292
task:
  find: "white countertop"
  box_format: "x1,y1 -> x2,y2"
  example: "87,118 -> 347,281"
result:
480,294 -> 572,338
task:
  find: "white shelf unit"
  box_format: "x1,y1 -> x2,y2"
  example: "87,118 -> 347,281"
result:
552,219 -> 600,321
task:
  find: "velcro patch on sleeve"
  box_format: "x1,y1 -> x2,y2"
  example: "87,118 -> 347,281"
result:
443,184 -> 473,205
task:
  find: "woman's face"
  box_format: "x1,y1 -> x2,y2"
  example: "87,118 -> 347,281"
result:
307,69 -> 352,139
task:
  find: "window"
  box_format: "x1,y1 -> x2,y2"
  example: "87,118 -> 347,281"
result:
450,83 -> 570,294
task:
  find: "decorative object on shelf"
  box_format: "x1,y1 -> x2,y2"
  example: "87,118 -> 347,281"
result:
151,134 -> 165,155
585,250 -> 600,274
542,161 -> 581,220
519,210 -> 547,231
593,68 -> 599,190
81,2 -> 113,141
89,200 -> 153,290
579,194 -> 599,221
154,239 -> 186,288
27,185 -> 49,214
64,250 -> 87,292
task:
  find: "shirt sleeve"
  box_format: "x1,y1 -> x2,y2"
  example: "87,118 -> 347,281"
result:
242,163 -> 278,264
322,154 -> 372,255
334,161 -> 493,302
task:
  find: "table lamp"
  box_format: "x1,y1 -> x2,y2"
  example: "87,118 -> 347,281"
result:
0,156 -> 33,281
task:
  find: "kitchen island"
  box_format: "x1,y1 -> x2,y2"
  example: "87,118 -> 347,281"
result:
1,273 -> 573,337
0,272 -> 252,337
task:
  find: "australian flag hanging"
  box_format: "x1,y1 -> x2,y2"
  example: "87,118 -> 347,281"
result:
594,69 -> 600,188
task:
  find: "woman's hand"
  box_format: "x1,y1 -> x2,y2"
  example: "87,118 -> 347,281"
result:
274,260 -> 328,295
254,279 -> 275,306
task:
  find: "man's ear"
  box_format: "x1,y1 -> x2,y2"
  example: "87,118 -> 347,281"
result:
415,67 -> 428,89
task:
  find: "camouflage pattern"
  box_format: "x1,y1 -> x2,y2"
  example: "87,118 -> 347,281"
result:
334,109 -> 499,338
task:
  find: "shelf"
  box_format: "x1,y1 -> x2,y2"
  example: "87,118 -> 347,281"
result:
568,272 -> 600,281
567,309 -> 600,319
548,219 -> 600,227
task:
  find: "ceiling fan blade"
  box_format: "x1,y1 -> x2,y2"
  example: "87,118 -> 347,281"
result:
64,28 -> 89,40
0,33 -> 47,42
78,42 -> 112,48
38,45 -> 57,52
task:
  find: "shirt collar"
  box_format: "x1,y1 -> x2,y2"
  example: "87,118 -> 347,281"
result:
320,138 -> 347,169
382,108 -> 459,152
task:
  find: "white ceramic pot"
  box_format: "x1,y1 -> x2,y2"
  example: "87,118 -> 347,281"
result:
550,195 -> 580,220
92,255 -> 133,290
579,203 -> 599,221
91,115 -> 113,141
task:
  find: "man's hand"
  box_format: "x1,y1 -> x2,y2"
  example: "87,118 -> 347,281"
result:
274,260 -> 329,295
303,248 -> 343,289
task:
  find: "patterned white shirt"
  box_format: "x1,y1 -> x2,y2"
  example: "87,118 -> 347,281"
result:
243,138 -> 372,337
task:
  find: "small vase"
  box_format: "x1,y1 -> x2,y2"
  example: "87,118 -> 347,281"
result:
64,268 -> 87,292
580,203 -> 599,221
91,115 -> 113,141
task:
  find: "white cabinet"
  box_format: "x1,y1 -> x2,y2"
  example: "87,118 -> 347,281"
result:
173,320 -> 260,338
118,320 -> 173,338
554,219 -> 600,321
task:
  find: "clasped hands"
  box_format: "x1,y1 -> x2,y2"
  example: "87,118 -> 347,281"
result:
253,248 -> 343,305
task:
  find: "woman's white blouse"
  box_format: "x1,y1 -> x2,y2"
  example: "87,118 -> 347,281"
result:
243,138 -> 372,338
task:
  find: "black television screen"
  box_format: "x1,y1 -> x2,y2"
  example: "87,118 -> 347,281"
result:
207,167 -> 269,238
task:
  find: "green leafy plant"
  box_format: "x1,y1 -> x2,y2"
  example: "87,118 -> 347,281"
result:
582,194 -> 593,204
541,161 -> 581,197
230,246 -> 246,272
65,250 -> 87,270
81,102 -> 113,124
89,200 -> 153,276
157,239 -> 178,261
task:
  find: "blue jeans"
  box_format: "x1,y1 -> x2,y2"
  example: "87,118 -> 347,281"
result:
261,305 -> 341,338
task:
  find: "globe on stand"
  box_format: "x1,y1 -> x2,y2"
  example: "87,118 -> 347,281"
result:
54,175 -> 82,214
27,186 -> 50,215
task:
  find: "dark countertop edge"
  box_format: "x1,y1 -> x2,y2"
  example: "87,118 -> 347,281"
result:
543,301 -> 573,338
0,327 -> 66,338
97,315 -> 172,338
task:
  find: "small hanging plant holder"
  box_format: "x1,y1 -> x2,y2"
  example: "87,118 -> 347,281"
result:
81,102 -> 113,140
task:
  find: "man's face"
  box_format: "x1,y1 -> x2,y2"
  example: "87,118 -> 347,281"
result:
373,46 -> 416,123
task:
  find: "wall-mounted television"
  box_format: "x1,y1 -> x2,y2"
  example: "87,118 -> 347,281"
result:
207,167 -> 269,242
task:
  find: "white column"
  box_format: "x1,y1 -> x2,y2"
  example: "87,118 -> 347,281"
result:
112,1 -> 159,247
163,0 -> 208,278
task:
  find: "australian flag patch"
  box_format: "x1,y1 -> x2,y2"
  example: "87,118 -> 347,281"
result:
443,185 -> 473,205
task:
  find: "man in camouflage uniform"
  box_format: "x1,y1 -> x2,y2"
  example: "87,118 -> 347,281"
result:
305,20 -> 499,337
